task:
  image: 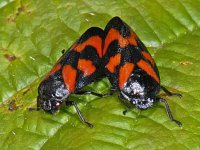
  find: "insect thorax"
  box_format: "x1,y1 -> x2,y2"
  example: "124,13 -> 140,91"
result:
38,74 -> 70,113
120,73 -> 159,109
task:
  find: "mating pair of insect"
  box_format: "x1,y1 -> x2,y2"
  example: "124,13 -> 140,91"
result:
31,17 -> 182,128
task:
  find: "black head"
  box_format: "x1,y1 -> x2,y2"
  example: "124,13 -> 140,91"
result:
37,74 -> 69,114
120,72 -> 160,109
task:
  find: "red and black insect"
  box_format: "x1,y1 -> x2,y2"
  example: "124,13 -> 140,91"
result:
31,17 -> 182,127
103,17 -> 182,126
32,27 -> 105,128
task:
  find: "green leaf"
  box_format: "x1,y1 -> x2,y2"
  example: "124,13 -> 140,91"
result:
0,0 -> 200,149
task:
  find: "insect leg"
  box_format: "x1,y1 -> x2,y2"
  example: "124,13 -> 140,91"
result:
66,101 -> 93,128
75,91 -> 112,97
158,98 -> 182,127
75,86 -> 118,97
28,96 -> 42,111
161,86 -> 182,98
118,94 -> 132,115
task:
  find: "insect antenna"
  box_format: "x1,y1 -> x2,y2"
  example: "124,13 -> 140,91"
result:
28,106 -> 41,111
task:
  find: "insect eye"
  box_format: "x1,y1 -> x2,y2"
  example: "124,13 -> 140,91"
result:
52,101 -> 61,108
52,93 -> 57,98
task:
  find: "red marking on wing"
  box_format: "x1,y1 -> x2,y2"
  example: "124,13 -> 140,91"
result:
119,62 -> 135,89
128,32 -> 138,46
137,59 -> 160,83
78,59 -> 96,76
103,28 -> 137,55
105,53 -> 121,73
141,51 -> 155,66
45,64 -> 61,79
62,65 -> 77,93
73,36 -> 103,57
